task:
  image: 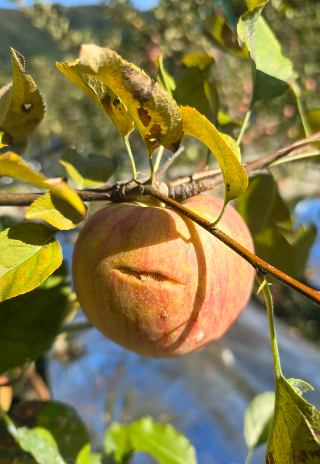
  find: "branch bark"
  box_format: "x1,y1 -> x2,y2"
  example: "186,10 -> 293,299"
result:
1,131 -> 319,206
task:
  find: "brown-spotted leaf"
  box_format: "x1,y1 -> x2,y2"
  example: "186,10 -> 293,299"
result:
0,152 -> 86,216
25,193 -> 85,230
58,45 -> 183,155
179,106 -> 248,206
56,61 -> 133,140
266,375 -> 320,463
0,223 -> 62,302
0,49 -> 45,145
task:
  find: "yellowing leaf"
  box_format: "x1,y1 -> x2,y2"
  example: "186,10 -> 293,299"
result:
0,223 -> 62,302
267,375 -> 320,463
25,193 -> 86,230
0,152 -> 86,216
57,45 -> 183,156
56,61 -> 134,140
246,0 -> 269,11
182,53 -> 214,71
60,148 -> 117,189
0,49 -> 45,145
179,106 -> 248,207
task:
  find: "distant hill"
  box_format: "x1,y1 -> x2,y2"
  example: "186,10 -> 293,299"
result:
0,5 -> 112,67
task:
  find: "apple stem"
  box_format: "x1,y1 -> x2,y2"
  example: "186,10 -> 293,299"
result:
256,272 -> 282,379
124,135 -> 137,179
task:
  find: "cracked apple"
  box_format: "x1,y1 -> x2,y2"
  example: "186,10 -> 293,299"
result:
72,194 -> 254,357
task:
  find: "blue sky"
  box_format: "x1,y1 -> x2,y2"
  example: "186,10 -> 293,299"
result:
0,0 -> 159,10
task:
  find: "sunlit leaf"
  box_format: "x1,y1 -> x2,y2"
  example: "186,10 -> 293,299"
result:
245,0 -> 269,11
25,193 -> 85,230
4,400 -> 89,464
0,223 -> 62,302
182,53 -> 214,71
220,133 -> 241,161
244,391 -> 275,450
238,12 -> 292,105
156,55 -> 176,97
56,62 -> 134,140
104,423 -> 133,464
179,106 -> 248,208
0,152 -> 85,216
287,378 -> 314,396
130,417 -> 197,464
57,45 -> 183,156
0,264 -> 70,374
104,417 -> 197,464
266,375 -> 320,463
60,148 -> 117,189
0,49 -> 45,146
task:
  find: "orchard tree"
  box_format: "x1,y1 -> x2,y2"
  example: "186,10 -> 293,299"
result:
1,0 -> 320,463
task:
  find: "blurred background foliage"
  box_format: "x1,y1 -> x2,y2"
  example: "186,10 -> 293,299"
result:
1,0 -> 320,342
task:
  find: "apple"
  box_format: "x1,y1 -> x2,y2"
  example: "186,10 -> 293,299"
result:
72,194 -> 254,357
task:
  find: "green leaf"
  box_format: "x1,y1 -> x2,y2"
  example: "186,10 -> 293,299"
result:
174,68 -> 208,115
4,400 -> 89,464
205,15 -> 248,57
0,49 -> 45,145
182,53 -> 214,71
25,193 -> 86,230
279,224 -> 316,275
204,81 -> 219,123
217,111 -> 242,127
287,379 -> 314,396
0,152 -> 86,216
0,263 -> 71,374
266,375 -> 320,463
0,223 -> 62,303
104,423 -> 134,464
57,45 -> 183,156
237,174 -> 292,236
104,417 -> 197,464
238,11 -> 292,105
179,106 -> 248,208
130,417 -> 197,464
244,391 -> 275,450
156,55 -> 176,97
60,148 -> 117,189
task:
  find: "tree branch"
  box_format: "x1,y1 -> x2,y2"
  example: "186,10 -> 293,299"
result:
143,184 -> 320,308
0,131 -> 319,206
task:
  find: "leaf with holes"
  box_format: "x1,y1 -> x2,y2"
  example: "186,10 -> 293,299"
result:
0,222 -> 62,302
104,417 -> 197,464
0,49 -> 45,146
25,193 -> 85,230
57,45 -> 183,156
266,375 -> 320,463
4,400 -> 89,464
0,263 -> 72,374
60,148 -> 117,189
238,7 -> 292,106
179,106 -> 248,210
0,152 -> 85,216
